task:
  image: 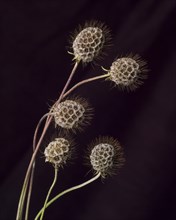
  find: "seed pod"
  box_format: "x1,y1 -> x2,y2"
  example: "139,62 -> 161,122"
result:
72,21 -> 111,63
108,55 -> 147,90
44,138 -> 71,168
89,136 -> 125,178
52,97 -> 93,132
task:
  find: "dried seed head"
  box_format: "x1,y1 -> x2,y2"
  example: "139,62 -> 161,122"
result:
89,136 -> 125,178
44,138 -> 71,167
108,55 -> 147,90
72,21 -> 111,63
52,97 -> 93,132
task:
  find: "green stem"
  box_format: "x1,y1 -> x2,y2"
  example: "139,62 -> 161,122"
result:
35,173 -> 101,220
16,181 -> 28,220
40,167 -> 58,220
24,163 -> 34,220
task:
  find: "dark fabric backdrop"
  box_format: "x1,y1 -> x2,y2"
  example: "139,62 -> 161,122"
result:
1,0 -> 176,219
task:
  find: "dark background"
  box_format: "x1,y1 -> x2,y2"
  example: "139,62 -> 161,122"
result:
1,0 -> 176,219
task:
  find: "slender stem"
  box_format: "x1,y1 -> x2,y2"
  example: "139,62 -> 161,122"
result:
16,61 -> 80,220
25,113 -> 52,220
16,117 -> 52,220
35,173 -> 101,220
33,113 -> 53,150
56,61 -> 80,106
24,163 -> 35,220
40,167 -> 58,220
63,73 -> 110,98
17,180 -> 28,220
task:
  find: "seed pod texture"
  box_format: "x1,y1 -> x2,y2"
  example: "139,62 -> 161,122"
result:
89,137 -> 125,178
52,97 -> 93,132
44,138 -> 70,167
108,55 -> 147,90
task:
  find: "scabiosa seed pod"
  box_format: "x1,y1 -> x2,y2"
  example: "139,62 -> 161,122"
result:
72,21 -> 111,64
108,55 -> 147,90
52,96 -> 93,132
44,137 -> 71,168
89,136 -> 125,178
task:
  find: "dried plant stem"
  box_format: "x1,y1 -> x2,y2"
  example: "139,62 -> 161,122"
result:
35,172 -> 101,220
25,163 -> 34,220
25,113 -> 53,220
16,119 -> 51,220
40,166 -> 58,220
63,73 -> 110,98
16,61 -> 80,220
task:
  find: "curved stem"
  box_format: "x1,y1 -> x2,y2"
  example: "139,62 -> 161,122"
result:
40,167 -> 58,220
16,61 -> 80,220
25,113 -> 53,220
35,173 -> 101,220
33,113 -> 54,150
16,117 -> 53,220
24,162 -> 35,220
63,73 -> 110,98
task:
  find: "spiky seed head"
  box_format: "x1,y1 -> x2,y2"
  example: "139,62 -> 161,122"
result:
89,136 -> 125,178
108,55 -> 147,90
72,21 -> 111,63
52,97 -> 93,132
44,138 -> 71,167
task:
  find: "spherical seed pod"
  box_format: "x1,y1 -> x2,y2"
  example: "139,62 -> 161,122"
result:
72,21 -> 111,64
52,97 -> 93,132
44,137 -> 71,168
108,55 -> 147,90
89,136 -> 125,178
